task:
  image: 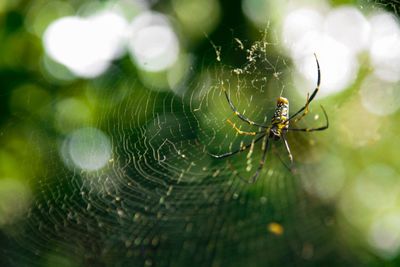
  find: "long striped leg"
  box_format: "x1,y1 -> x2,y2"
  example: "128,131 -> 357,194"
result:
232,135 -> 270,184
208,134 -> 266,159
222,85 -> 269,128
281,132 -> 293,164
272,146 -> 293,173
289,105 -> 329,132
286,53 -> 321,123
294,93 -> 310,123
226,119 -> 264,136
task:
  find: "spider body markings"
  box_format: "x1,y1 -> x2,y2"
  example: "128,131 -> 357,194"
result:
269,96 -> 289,140
209,54 -> 329,183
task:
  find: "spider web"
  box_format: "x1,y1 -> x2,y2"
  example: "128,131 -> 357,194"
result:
2,5 -> 395,266
366,0 -> 400,15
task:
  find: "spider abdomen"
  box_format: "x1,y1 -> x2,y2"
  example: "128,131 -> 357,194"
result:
270,97 -> 289,139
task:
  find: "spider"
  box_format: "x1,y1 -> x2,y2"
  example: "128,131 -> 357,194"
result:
209,54 -> 329,183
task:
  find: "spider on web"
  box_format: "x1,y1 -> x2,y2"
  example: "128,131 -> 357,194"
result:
209,54 -> 329,183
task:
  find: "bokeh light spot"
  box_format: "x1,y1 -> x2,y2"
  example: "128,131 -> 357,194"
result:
360,74 -> 400,116
43,11 -> 128,78
62,127 -> 112,171
282,8 -> 323,52
172,0 -> 220,40
370,34 -> 400,82
267,222 -> 284,236
368,212 -> 400,259
25,0 -> 74,37
369,12 -> 400,43
354,164 -> 399,211
323,6 -> 370,53
369,12 -> 400,82
242,0 -> 280,27
0,179 -> 31,227
292,35 -> 357,97
339,164 -> 400,259
128,12 -> 180,72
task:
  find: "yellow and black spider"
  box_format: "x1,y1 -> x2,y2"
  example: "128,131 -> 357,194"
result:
209,54 -> 329,183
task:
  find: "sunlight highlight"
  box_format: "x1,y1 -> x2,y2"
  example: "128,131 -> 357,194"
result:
292,34 -> 357,96
62,127 -> 112,171
369,13 -> 400,82
127,12 -> 180,72
282,6 -> 399,98
282,8 -> 323,52
368,212 -> 400,259
323,6 -> 370,53
242,0 -> 270,26
43,11 -> 128,78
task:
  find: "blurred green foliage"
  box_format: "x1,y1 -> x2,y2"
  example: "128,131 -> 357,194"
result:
1,1 -> 400,267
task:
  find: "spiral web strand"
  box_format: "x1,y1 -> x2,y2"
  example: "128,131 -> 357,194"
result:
3,29 -> 352,267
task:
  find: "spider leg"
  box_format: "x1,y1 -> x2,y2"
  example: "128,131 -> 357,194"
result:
271,146 -> 293,173
208,133 -> 266,159
226,119 -> 264,136
286,53 -> 321,123
222,85 -> 269,128
232,135 -> 270,184
294,92 -> 310,123
289,105 -> 329,132
281,132 -> 293,165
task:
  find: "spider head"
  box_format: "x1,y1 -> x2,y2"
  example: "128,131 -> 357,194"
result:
277,97 -> 289,105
